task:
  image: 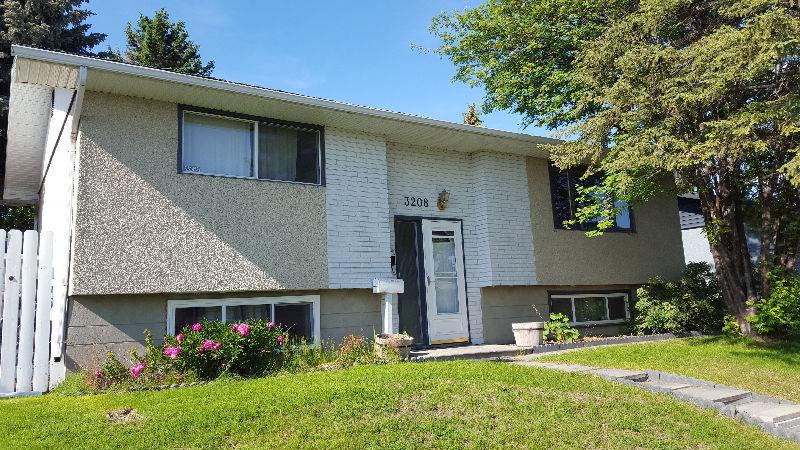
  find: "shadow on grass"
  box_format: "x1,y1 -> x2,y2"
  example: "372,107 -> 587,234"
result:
684,335 -> 800,367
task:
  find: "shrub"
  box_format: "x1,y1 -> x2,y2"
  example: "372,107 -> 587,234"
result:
722,315 -> 743,337
748,271 -> 800,338
543,313 -> 579,342
635,262 -> 725,334
154,319 -> 288,380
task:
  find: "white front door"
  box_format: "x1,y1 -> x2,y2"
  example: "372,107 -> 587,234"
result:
421,219 -> 469,344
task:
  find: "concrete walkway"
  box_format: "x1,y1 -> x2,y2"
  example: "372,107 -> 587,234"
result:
510,359 -> 800,443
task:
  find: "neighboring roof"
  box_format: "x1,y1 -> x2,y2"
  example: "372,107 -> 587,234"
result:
10,45 -> 558,154
677,195 -> 705,230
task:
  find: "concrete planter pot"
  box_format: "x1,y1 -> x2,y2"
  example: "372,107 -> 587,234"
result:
375,333 -> 414,360
511,322 -> 545,347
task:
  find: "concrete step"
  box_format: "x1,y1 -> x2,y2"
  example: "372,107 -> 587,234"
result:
735,402 -> 800,424
642,380 -> 696,391
588,368 -> 648,382
777,416 -> 800,430
675,386 -> 752,404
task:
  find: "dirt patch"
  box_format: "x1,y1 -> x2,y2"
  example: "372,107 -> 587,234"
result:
106,407 -> 141,424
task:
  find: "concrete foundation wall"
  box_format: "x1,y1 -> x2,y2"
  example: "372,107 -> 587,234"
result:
481,285 -> 637,344
64,289 -> 382,370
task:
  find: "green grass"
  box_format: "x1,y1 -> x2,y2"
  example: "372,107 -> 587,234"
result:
541,336 -> 800,403
1,361 -> 796,449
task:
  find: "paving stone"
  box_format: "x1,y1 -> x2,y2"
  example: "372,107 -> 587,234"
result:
779,417 -> 800,430
642,380 -> 695,391
589,368 -> 648,381
675,386 -> 752,404
735,402 -> 800,424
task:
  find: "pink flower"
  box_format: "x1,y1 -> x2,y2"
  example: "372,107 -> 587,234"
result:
231,323 -> 238,330
93,369 -> 103,378
276,335 -> 284,344
236,323 -> 251,336
191,323 -> 202,332
267,321 -> 275,329
163,346 -> 182,360
176,333 -> 184,343
199,339 -> 221,352
130,362 -> 147,378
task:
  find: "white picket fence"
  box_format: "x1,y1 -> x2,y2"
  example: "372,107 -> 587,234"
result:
0,229 -> 55,397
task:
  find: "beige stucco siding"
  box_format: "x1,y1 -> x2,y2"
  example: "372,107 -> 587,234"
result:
70,92 -> 328,295
527,157 -> 684,286
481,285 -> 637,344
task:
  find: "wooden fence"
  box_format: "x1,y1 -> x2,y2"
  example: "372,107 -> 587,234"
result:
0,230 -> 55,396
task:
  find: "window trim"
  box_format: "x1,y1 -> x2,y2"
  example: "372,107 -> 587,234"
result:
177,105 -> 325,186
547,163 -> 635,233
549,292 -> 631,326
166,295 -> 321,344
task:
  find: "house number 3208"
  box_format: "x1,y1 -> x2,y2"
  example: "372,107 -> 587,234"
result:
404,196 -> 429,208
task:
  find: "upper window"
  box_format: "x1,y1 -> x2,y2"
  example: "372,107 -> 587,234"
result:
180,108 -> 323,184
548,163 -> 632,231
167,296 -> 320,344
549,293 -> 630,325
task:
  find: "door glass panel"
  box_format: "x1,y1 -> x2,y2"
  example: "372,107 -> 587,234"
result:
432,237 -> 456,275
435,277 -> 459,314
574,297 -> 607,322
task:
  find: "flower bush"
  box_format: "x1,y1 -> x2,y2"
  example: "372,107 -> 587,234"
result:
142,319 -> 288,380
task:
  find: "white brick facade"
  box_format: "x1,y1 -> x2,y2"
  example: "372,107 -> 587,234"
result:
326,134 -> 537,344
325,128 -> 393,289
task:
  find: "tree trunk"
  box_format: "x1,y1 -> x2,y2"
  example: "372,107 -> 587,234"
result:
698,172 -> 756,334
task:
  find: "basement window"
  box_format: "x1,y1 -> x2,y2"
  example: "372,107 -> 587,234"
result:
179,107 -> 323,185
167,296 -> 320,344
548,293 -> 630,325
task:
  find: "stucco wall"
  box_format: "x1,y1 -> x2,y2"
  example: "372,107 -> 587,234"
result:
64,289 -> 381,370
70,92 -> 328,295
527,157 -> 684,286
481,285 -> 637,344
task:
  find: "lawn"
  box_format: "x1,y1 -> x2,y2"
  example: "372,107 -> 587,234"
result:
541,336 -> 800,403
0,361 -> 797,449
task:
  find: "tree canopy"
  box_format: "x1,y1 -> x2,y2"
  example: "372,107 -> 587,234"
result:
115,8 -> 214,76
433,0 -> 800,331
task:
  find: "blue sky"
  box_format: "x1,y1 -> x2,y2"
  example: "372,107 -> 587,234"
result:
87,1 -> 552,137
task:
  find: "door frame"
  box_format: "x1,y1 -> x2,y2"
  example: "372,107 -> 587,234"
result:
394,215 -> 472,346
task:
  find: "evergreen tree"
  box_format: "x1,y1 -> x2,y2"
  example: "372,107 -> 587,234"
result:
0,0 -> 106,230
117,8 -> 214,76
463,104 -> 483,126
433,0 -> 800,332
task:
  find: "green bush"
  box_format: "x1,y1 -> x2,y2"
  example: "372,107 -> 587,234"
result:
635,262 -> 725,334
748,271 -> 800,338
543,313 -> 579,342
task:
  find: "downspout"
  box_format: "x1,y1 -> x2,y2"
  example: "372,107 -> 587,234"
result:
49,65 -> 87,382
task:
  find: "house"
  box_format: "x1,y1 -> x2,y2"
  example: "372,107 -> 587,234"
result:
678,193 -> 763,269
3,45 -> 685,370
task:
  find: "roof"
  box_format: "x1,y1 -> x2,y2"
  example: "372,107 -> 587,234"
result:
4,45 -> 558,202
12,45 -> 558,148
677,195 -> 705,230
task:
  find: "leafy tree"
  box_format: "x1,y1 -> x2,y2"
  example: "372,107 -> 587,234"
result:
432,0 -> 800,333
463,104 -> 483,126
112,8 -> 214,76
0,0 -> 106,230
